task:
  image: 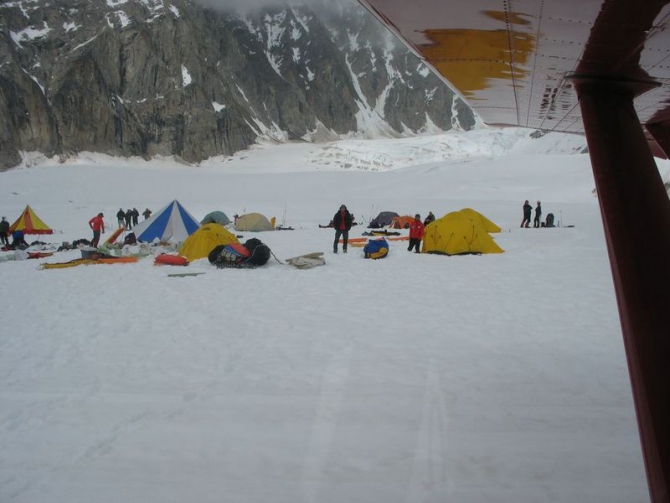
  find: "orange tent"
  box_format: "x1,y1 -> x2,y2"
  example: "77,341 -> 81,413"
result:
9,205 -> 53,234
390,215 -> 415,229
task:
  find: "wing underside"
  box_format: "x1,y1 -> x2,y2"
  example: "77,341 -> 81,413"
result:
358,0 -> 670,154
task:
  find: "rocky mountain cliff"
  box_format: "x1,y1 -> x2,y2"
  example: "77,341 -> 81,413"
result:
0,0 -> 476,170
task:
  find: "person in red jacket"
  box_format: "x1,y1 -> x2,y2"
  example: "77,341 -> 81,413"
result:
332,204 -> 353,253
88,212 -> 105,248
407,214 -> 425,253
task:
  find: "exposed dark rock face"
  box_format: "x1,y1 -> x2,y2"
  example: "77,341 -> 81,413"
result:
0,0 -> 476,170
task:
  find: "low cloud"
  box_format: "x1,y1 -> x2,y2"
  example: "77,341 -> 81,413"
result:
192,0 -> 352,13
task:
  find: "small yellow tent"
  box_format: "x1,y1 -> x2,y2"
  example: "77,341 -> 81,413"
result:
422,211 -> 504,255
458,208 -> 502,233
9,205 -> 53,234
234,213 -> 274,232
178,223 -> 238,261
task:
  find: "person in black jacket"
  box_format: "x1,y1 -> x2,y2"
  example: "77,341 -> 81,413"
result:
0,217 -> 9,245
533,201 -> 542,228
332,204 -> 353,253
116,208 -> 125,228
521,200 -> 532,228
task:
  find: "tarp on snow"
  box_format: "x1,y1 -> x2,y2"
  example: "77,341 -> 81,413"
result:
132,200 -> 200,243
9,205 -> 53,234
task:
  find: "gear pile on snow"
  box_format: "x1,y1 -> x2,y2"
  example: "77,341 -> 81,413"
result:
208,238 -> 271,268
363,238 -> 389,259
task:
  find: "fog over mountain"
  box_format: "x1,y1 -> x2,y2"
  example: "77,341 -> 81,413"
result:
193,0 -> 344,11
0,0 -> 475,170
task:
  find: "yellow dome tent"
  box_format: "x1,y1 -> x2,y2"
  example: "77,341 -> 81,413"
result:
422,211 -> 504,255
178,223 -> 238,261
458,208 -> 502,233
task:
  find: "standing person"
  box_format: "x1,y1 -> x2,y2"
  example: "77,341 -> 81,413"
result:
332,204 -> 353,254
533,201 -> 542,228
408,214 -> 425,253
142,208 -> 152,220
125,209 -> 133,230
423,211 -> 435,226
88,212 -> 105,248
132,208 -> 139,227
0,216 -> 9,245
521,200 -> 532,228
116,208 -> 125,228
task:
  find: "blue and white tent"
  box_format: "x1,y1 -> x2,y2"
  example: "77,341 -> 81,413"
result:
132,200 -> 200,243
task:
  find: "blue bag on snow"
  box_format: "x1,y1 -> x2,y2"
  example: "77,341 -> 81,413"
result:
363,238 -> 389,259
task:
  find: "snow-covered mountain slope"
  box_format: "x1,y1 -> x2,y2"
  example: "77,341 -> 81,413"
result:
0,0 -> 475,170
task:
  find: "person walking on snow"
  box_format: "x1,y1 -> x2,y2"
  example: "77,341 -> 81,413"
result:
142,208 -> 152,220
521,200 -> 532,228
125,209 -> 133,230
89,212 -> 105,248
333,204 -> 353,253
533,201 -> 542,228
408,214 -> 425,253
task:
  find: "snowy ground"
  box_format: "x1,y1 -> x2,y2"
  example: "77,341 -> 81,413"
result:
1,128 -> 666,503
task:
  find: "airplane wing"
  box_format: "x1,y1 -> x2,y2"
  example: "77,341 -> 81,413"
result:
358,0 -> 670,156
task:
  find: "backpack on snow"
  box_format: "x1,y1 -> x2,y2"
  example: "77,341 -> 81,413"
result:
208,242 -> 250,267
208,239 -> 271,268
544,213 -> 555,228
243,238 -> 271,266
363,238 -> 389,259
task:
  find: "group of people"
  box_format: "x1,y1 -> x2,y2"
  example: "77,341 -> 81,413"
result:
331,206 -> 436,254
521,200 -> 542,228
116,208 -> 152,230
90,207 -> 152,247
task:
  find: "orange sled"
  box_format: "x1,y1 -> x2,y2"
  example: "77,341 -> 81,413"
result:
104,227 -> 125,245
154,254 -> 189,266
